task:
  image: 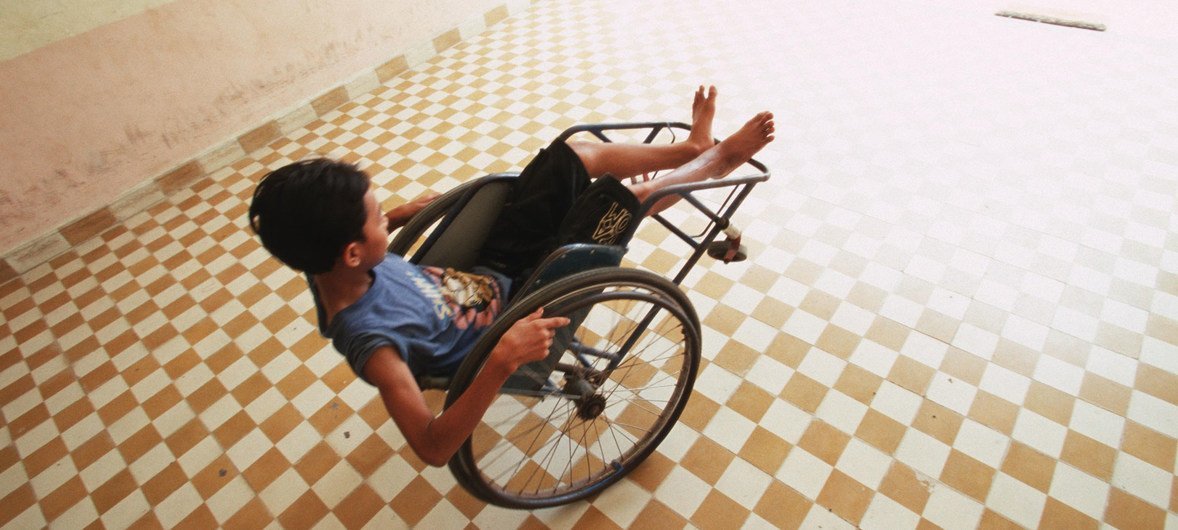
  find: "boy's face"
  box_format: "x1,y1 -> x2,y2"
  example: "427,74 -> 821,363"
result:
356,185 -> 389,268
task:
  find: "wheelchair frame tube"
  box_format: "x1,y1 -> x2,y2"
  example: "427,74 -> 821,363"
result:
555,121 -> 688,144
641,173 -> 767,285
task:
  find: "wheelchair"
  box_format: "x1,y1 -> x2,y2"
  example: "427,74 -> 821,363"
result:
387,122 -> 770,509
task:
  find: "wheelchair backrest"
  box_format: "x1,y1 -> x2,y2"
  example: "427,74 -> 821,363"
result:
413,177 -> 514,271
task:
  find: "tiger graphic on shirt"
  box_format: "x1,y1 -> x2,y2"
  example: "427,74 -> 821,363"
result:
420,267 -> 502,330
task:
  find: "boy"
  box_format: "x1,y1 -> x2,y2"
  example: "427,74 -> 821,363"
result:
249,87 -> 774,465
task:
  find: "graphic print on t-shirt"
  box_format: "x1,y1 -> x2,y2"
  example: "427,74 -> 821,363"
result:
420,267 -> 502,330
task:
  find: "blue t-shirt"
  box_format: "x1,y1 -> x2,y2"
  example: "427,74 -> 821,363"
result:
311,255 -> 508,384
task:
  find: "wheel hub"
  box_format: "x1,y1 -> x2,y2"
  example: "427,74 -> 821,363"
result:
576,393 -> 607,420
565,375 -> 606,420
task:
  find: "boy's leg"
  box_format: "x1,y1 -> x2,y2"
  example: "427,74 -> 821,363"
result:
627,111 -> 775,215
476,87 -> 717,279
475,140 -> 592,282
566,86 -> 718,180
553,111 -> 774,251
477,86 -> 773,280
566,86 -> 775,215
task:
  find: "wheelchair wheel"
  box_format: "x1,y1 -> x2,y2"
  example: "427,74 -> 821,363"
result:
444,268 -> 701,508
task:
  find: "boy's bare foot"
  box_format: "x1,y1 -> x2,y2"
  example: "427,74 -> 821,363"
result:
687,86 -> 717,154
714,111 -> 775,168
627,110 -> 775,214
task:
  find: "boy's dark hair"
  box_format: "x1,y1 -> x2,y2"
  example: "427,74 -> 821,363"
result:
249,158 -> 370,274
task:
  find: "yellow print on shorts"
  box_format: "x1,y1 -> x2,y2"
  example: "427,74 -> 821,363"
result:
591,201 -> 632,245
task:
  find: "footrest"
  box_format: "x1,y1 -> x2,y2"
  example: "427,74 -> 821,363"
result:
706,239 -> 747,263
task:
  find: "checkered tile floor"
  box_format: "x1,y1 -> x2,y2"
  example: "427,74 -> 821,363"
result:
3,0 -> 1177,528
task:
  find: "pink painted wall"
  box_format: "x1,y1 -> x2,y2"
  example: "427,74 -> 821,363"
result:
0,0 -> 500,255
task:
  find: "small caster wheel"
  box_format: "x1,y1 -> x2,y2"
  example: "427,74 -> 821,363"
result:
707,240 -> 747,262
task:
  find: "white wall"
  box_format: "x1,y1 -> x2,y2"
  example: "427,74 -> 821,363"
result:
0,0 -> 508,261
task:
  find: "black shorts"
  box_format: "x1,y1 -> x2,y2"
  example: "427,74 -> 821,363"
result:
476,140 -> 640,284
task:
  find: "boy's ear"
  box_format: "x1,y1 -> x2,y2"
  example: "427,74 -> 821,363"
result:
341,241 -> 363,268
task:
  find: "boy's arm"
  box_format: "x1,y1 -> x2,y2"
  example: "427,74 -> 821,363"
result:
385,192 -> 440,231
363,309 -> 569,467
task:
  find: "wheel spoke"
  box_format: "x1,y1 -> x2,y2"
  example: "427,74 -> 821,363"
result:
484,398 -> 571,486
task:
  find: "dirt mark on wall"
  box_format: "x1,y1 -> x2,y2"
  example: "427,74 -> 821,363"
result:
155,35 -> 368,151
0,169 -> 87,239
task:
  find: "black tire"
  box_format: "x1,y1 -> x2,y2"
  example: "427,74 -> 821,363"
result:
444,268 -> 701,508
